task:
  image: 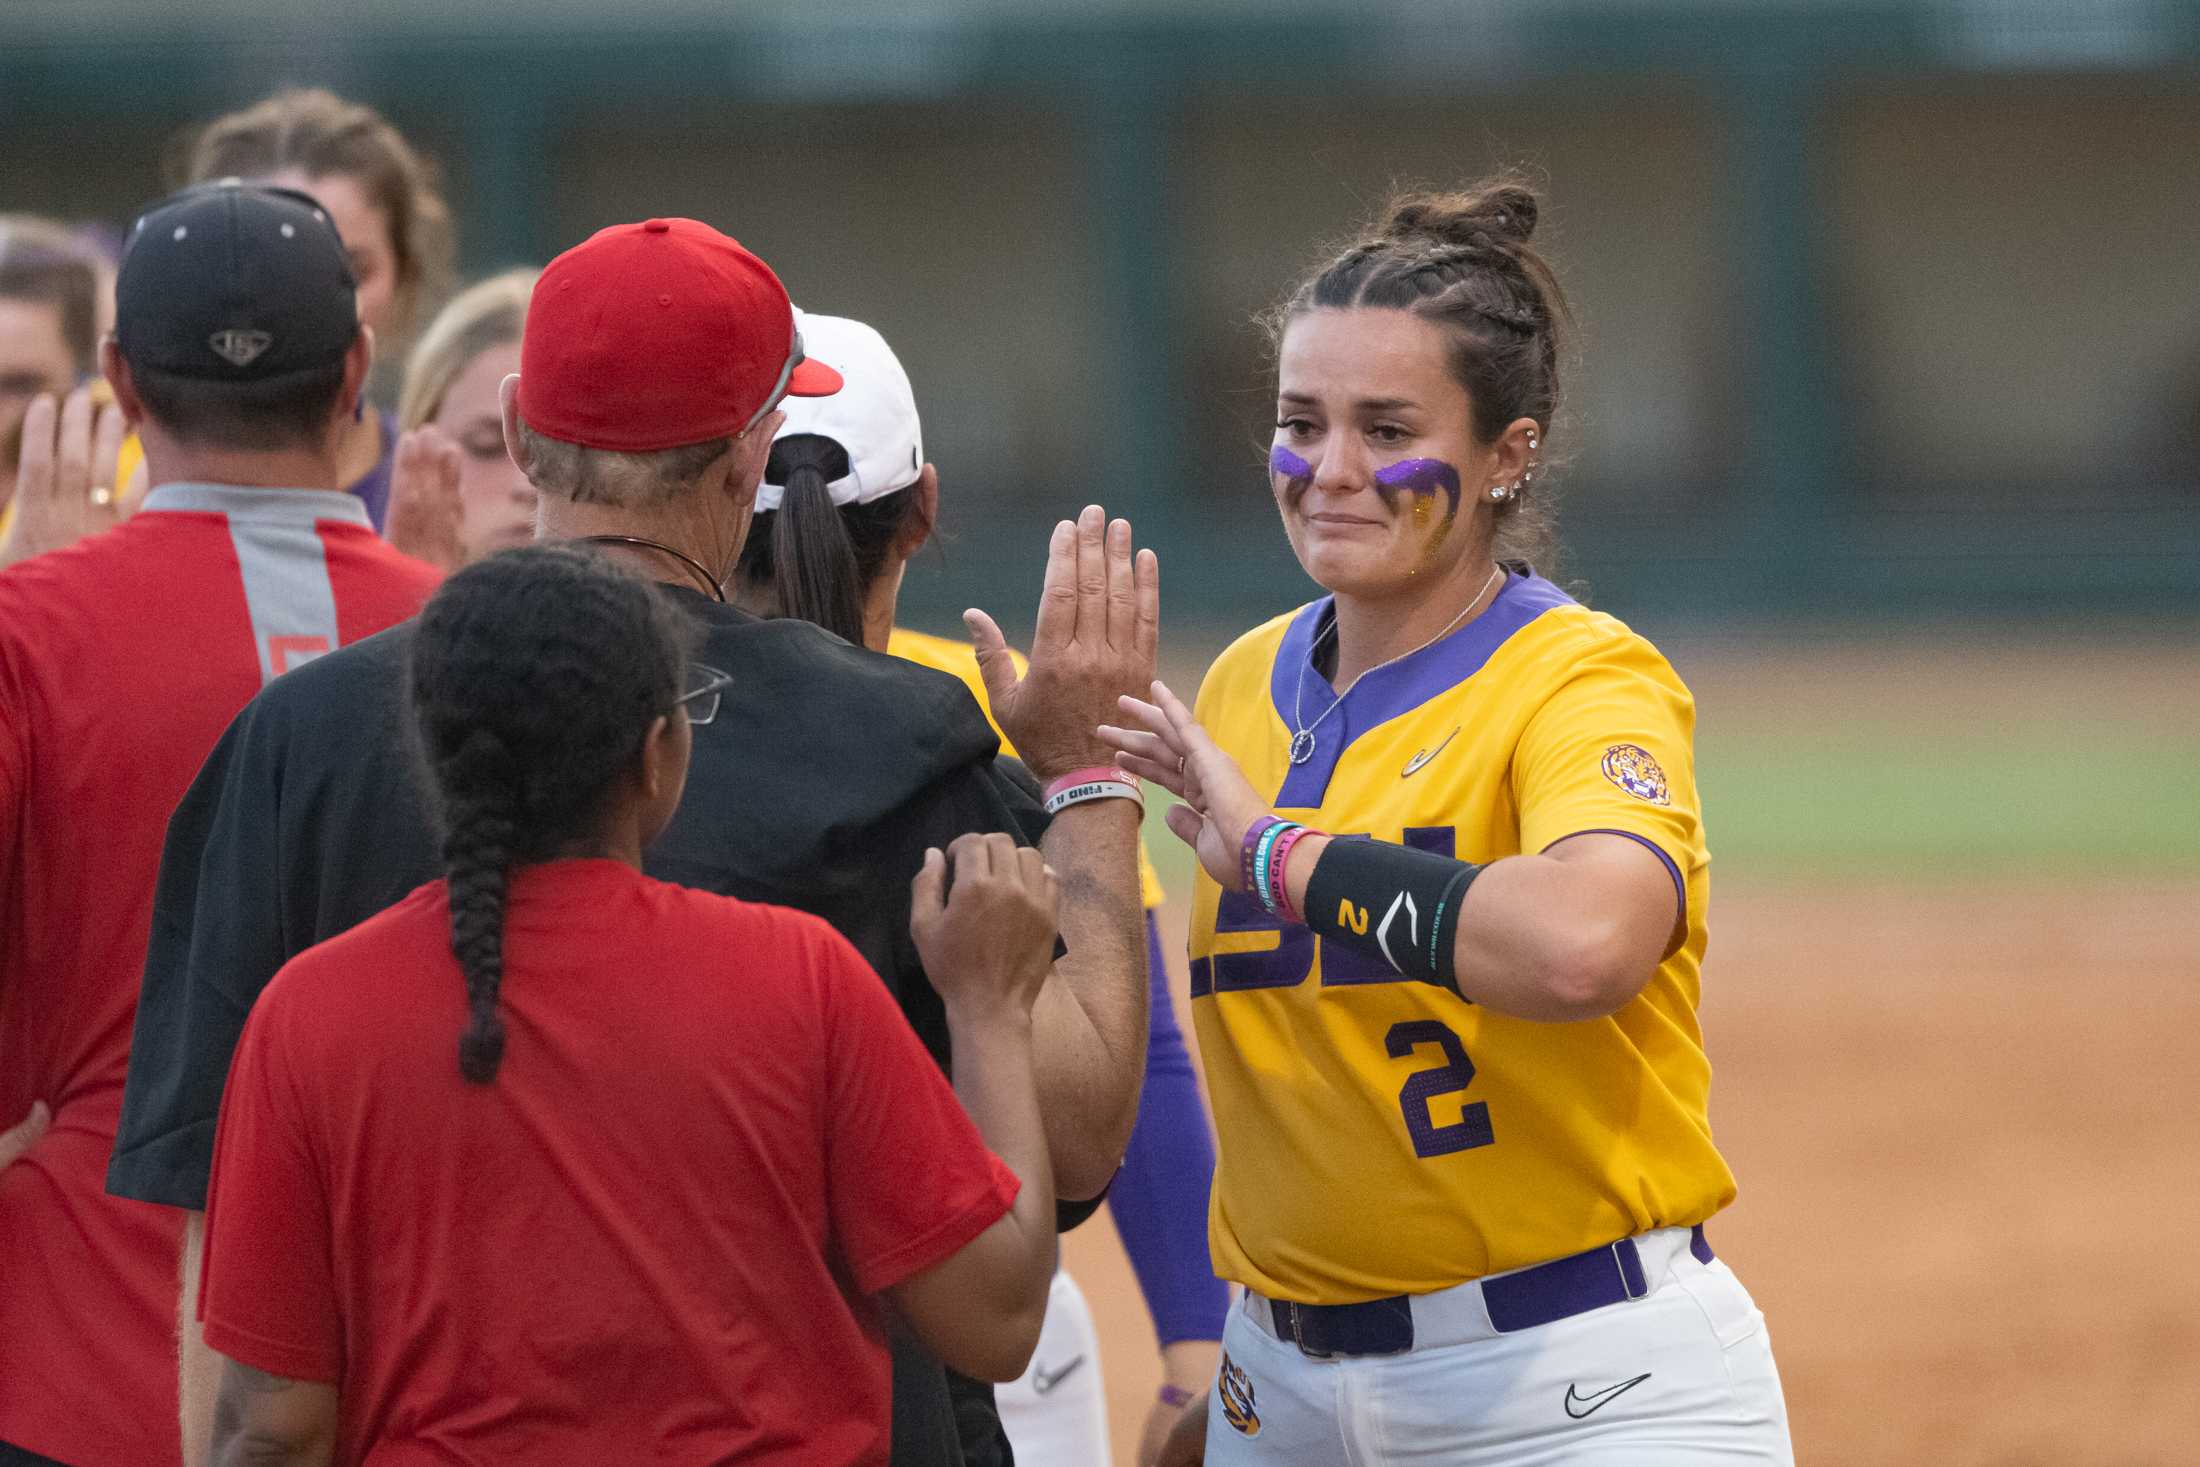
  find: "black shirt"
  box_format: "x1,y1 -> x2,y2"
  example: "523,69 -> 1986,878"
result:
108,589 -> 1047,1465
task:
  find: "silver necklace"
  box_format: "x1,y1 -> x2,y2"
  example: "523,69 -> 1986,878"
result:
1288,564 -> 1505,767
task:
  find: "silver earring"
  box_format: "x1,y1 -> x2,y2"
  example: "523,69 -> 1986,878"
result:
1488,484 -> 1511,502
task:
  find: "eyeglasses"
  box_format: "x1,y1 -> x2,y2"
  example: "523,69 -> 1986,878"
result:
674,663 -> 734,726
738,326 -> 806,436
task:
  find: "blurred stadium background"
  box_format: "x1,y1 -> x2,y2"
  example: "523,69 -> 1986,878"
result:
8,1 -> 2196,1461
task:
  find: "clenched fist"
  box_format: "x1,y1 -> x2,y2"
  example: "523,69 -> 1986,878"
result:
909,832 -> 1060,1022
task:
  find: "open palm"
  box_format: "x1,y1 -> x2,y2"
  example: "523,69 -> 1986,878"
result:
1100,680 -> 1271,893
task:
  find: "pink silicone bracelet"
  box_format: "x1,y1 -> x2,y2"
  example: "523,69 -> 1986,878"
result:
1268,823 -> 1316,923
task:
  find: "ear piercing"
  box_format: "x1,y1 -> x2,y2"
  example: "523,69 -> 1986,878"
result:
1490,429 -> 1543,504
1499,429 -> 1542,503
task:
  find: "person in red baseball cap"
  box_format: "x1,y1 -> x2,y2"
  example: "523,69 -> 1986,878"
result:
517,217 -> 842,452
113,216 -> 1159,1467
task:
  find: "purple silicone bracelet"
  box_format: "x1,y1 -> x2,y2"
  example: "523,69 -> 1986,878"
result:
1240,815 -> 1284,896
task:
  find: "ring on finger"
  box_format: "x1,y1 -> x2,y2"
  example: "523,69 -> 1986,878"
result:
89,485 -> 114,508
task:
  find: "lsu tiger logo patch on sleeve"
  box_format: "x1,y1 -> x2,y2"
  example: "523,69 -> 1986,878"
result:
1600,743 -> 1671,805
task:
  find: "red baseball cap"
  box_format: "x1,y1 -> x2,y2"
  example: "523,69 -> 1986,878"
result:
517,217 -> 841,452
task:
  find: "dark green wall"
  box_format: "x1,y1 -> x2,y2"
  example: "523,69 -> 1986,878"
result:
6,4 -> 2198,632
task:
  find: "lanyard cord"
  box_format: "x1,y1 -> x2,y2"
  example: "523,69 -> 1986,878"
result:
573,535 -> 727,603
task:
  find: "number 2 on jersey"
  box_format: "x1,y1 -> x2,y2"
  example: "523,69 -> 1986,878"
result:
1386,1020 -> 1495,1159
1191,824 -> 1496,1159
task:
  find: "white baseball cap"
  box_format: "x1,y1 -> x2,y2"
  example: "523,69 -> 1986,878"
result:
758,310 -> 924,511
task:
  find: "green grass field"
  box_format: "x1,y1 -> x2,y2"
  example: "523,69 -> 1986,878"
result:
1136,632 -> 2200,889
1698,724 -> 2199,876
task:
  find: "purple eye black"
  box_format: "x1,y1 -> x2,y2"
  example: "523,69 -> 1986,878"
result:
1372,458 -> 1463,519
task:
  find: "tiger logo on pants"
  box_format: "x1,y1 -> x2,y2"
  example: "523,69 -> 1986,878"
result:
1218,1351 -> 1261,1437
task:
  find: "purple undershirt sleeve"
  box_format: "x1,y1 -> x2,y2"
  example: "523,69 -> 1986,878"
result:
1106,911 -> 1230,1346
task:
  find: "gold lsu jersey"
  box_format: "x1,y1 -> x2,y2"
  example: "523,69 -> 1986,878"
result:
888,625 -> 1165,910
1188,569 -> 1735,1304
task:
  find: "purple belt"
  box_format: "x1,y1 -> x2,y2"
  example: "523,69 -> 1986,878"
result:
1263,1226 -> 1716,1358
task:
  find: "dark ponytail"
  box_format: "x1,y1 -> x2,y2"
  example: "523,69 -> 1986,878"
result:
764,434 -> 866,646
408,545 -> 699,1083
737,433 -> 931,647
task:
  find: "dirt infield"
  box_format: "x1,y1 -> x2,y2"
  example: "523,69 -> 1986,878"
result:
1065,879 -> 2200,1465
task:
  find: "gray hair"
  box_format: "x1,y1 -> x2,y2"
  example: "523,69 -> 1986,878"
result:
516,421 -> 733,507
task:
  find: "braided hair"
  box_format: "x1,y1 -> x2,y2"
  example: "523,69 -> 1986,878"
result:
1272,173 -> 1574,567
407,545 -> 700,1082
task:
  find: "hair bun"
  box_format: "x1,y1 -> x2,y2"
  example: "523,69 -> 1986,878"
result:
1383,177 -> 1540,252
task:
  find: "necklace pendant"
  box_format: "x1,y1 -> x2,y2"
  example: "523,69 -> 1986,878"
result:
1288,729 -> 1316,766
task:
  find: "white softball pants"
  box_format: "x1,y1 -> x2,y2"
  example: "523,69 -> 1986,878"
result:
1205,1228 -> 1793,1465
994,1270 -> 1114,1465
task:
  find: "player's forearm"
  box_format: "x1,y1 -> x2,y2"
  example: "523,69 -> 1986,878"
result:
1109,921 -> 1230,1346
1282,836 -> 1647,1022
211,1361 -> 338,1467
1033,798 -> 1148,1196
943,1006 -> 1059,1341
1444,854 -> 1655,1019
1162,1338 -> 1221,1393
181,1209 -> 220,1467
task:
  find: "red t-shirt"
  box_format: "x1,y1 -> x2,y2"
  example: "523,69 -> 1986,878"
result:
0,484 -> 440,1465
200,860 -> 1019,1465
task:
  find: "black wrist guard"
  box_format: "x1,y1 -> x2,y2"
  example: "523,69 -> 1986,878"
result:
1303,836 -> 1481,991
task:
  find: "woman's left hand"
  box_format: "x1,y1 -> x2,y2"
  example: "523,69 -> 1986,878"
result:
1152,1388 -> 1209,1466
1101,679 -> 1272,893
385,425 -> 467,572
1137,1339 -> 1219,1465
1,387 -> 131,570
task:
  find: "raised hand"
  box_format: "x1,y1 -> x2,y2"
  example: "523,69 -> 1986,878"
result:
965,504 -> 1158,783
0,387 -> 131,570
1100,679 -> 1272,893
384,424 -> 467,571
909,833 -> 1061,1021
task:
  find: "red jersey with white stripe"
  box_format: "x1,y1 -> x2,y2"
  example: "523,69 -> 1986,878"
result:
0,483 -> 439,1467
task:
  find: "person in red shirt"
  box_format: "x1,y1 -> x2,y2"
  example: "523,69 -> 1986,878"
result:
199,545 -> 1060,1464
0,182 -> 441,1467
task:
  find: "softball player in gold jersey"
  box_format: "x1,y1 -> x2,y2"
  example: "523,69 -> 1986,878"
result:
1104,178 -> 1794,1464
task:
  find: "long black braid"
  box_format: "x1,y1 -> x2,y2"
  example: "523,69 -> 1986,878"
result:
407,545 -> 700,1083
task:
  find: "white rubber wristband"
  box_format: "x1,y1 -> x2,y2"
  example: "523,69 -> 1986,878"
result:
1042,777 -> 1145,817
